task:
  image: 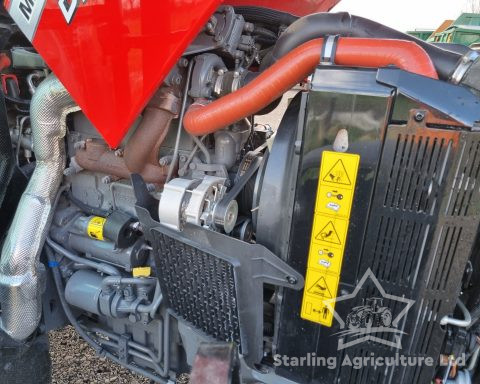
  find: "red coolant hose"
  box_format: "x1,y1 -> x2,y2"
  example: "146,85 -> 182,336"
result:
183,38 -> 438,136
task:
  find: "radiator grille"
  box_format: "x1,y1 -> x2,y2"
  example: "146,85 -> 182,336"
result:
445,139 -> 480,216
152,232 -> 241,344
383,134 -> 450,214
338,126 -> 480,384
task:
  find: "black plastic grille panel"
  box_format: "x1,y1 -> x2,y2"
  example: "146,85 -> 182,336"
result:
152,231 -> 241,344
338,125 -> 480,384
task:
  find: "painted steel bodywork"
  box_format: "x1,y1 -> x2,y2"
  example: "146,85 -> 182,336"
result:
6,0 -> 339,148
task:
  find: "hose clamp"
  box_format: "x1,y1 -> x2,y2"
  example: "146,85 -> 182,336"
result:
451,50 -> 480,84
320,35 -> 340,66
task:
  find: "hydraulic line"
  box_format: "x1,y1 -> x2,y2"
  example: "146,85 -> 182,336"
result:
183,37 -> 437,136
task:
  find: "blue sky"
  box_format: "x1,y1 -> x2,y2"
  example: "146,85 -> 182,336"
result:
332,0 -> 469,32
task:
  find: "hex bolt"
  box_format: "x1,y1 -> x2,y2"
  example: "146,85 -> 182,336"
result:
286,276 -> 297,285
73,140 -> 86,150
414,111 -> 425,122
114,148 -> 124,157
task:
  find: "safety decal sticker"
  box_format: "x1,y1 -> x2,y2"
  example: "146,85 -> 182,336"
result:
301,151 -> 360,327
307,275 -> 334,298
87,216 -> 106,241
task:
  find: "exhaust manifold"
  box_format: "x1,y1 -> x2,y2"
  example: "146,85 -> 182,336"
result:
0,75 -> 78,340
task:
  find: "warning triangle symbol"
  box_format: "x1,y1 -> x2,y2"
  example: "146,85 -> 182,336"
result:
323,159 -> 351,186
315,221 -> 341,245
308,277 -> 333,298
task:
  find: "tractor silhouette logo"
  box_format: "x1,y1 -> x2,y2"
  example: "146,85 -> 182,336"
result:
346,298 -> 392,330
323,269 -> 415,350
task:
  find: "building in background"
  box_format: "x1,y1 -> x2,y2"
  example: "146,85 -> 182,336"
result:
418,13 -> 480,47
406,29 -> 435,41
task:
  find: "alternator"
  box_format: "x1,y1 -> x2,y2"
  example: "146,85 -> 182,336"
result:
158,175 -> 238,233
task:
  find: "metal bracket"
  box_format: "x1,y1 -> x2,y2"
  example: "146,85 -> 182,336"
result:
320,35 -> 340,66
133,172 -> 304,366
376,68 -> 480,128
118,334 -> 130,364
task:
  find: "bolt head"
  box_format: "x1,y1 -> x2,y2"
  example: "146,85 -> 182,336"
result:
286,276 -> 297,285
414,111 -> 425,122
114,148 -> 124,157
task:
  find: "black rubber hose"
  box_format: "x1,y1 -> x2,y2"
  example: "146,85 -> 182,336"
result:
432,42 -> 473,56
253,26 -> 277,45
254,26 -> 277,40
234,6 -> 298,26
3,93 -> 31,105
66,190 -> 111,217
264,12 -> 463,81
0,92 -> 13,209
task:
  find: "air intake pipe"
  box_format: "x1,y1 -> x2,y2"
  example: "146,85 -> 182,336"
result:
262,12 -> 462,81
0,75 -> 78,340
184,37 -> 437,136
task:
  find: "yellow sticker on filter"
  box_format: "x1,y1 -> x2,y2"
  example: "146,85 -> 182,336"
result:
133,267 -> 152,277
301,151 -> 360,327
87,216 -> 106,241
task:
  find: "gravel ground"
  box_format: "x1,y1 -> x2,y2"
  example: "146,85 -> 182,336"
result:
49,326 -> 151,384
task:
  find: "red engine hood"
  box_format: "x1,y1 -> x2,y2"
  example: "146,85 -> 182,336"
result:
6,0 -> 339,148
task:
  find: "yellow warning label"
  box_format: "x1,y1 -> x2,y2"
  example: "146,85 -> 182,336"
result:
308,243 -> 343,275
301,151 -> 360,327
308,276 -> 333,298
301,270 -> 339,326
316,185 -> 354,218
133,267 -> 152,277
87,216 -> 106,241
323,160 -> 351,185
320,152 -> 360,189
302,297 -> 335,326
312,214 -> 348,247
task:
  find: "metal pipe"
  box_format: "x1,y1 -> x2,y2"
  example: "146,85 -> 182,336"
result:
0,75 -> 79,341
123,87 -> 179,174
468,345 -> 480,371
190,133 -> 211,164
46,237 -> 121,276
166,60 -> 194,182
88,325 -> 163,365
178,135 -> 208,176
137,282 -> 163,317
14,115 -> 29,165
26,71 -> 44,95
101,275 -> 156,292
440,299 -> 472,328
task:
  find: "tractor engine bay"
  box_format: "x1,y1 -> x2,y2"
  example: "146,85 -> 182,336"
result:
2,4 -> 480,384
